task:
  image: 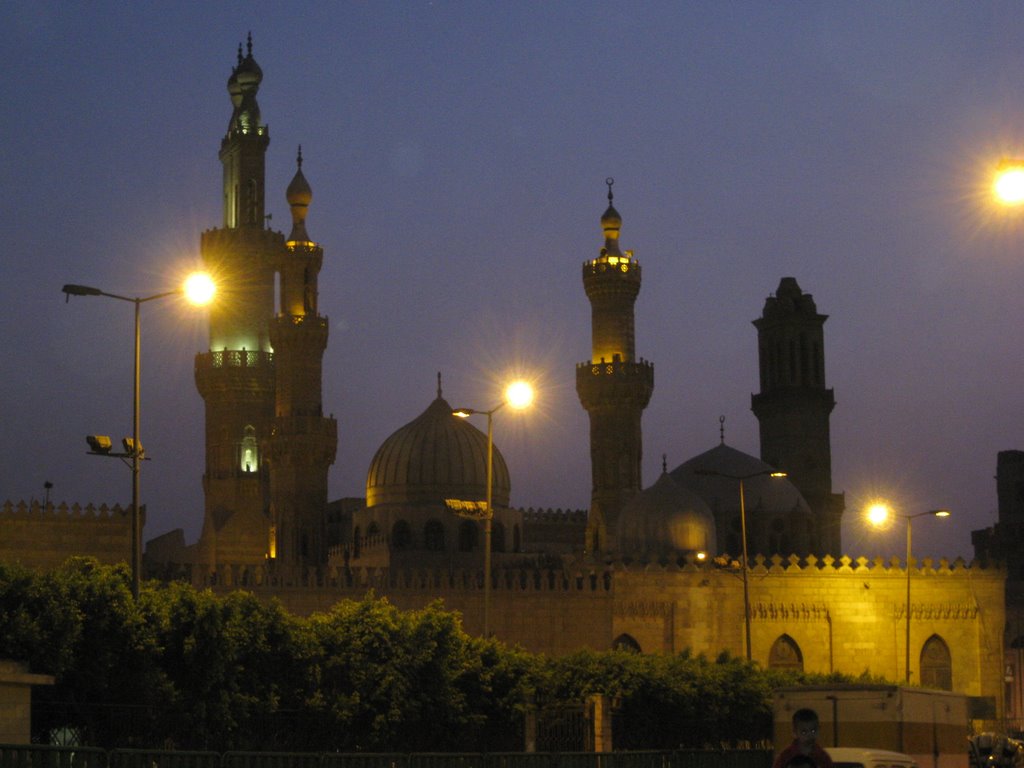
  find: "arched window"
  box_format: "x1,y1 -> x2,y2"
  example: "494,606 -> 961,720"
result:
239,425 -> 258,473
353,526 -> 361,558
424,520 -> 445,552
392,520 -> 412,551
458,521 -> 478,552
492,521 -> 506,553
612,634 -> 641,652
920,634 -> 952,690
513,524 -> 522,553
366,522 -> 380,540
768,634 -> 803,671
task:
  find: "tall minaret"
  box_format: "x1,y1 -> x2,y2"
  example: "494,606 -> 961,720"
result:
266,148 -> 338,567
751,277 -> 844,555
576,180 -> 654,554
194,37 -> 282,565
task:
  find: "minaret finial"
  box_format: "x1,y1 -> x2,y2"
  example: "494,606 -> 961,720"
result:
247,32 -> 253,58
662,453 -> 667,474
719,415 -> 726,444
237,43 -> 243,65
606,176 -> 614,204
437,372 -> 442,399
297,145 -> 303,169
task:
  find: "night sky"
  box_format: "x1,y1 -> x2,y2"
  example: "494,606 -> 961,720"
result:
3,2 -> 1024,562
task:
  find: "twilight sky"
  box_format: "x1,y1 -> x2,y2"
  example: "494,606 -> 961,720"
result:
3,2 -> 1024,562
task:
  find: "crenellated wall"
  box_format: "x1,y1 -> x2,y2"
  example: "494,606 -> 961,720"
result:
158,551 -> 1006,709
0,500 -> 133,570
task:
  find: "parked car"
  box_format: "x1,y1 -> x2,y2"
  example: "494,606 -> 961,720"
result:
827,747 -> 919,768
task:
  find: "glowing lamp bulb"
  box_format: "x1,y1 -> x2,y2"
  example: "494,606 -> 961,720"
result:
505,380 -> 534,410
866,503 -> 891,528
184,272 -> 216,306
994,164 -> 1024,206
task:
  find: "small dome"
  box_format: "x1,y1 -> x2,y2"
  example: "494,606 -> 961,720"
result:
366,396 -> 510,508
617,472 -> 716,557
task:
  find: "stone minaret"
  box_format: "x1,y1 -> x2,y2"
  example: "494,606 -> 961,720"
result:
194,37 -> 281,565
266,148 -> 338,567
751,277 -> 844,555
576,181 -> 654,554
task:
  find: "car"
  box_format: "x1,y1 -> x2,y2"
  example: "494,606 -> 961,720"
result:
827,747 -> 919,768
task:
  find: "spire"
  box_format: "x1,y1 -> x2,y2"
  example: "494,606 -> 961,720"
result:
599,177 -> 626,261
286,145 -> 313,245
227,34 -> 263,134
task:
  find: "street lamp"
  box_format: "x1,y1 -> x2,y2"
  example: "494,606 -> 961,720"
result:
866,503 -> 951,684
63,273 -> 215,599
452,380 -> 534,637
695,468 -> 787,661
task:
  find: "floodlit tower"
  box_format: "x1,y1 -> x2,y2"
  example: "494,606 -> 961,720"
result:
576,180 -> 654,553
751,277 -> 844,555
194,36 -> 281,564
266,148 -> 338,567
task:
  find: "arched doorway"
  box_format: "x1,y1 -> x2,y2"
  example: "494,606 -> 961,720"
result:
768,634 -> 803,671
920,634 -> 952,690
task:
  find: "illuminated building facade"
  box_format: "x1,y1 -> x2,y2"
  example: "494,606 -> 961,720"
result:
192,37 -> 337,567
0,41 -> 1009,721
575,182 -> 654,554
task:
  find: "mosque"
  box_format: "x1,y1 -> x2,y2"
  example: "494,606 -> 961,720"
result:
1,39 -> 1012,720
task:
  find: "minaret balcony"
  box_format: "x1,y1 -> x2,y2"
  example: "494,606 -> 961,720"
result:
575,359 -> 654,408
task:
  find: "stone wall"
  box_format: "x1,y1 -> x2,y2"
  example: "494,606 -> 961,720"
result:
0,501 -> 132,571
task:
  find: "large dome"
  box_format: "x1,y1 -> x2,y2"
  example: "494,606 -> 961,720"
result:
366,395 -> 510,508
669,442 -> 814,558
617,471 -> 716,558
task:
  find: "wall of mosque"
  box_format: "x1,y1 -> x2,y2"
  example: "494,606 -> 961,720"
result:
0,501 -> 131,571
179,553 -> 1004,713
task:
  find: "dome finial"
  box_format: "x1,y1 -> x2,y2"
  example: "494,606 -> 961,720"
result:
606,176 -> 614,204
719,415 -> 726,444
662,453 -> 667,474
237,43 -> 243,65
437,371 -> 442,399
297,144 -> 303,169
247,31 -> 253,58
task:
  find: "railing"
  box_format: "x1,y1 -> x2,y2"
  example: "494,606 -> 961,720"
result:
0,747 -> 772,768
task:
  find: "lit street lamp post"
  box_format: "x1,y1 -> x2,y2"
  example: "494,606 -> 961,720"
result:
695,467 -> 787,661
63,274 -> 214,599
453,381 -> 533,637
866,504 -> 951,684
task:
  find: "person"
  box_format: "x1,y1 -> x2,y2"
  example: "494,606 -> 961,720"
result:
773,708 -> 834,768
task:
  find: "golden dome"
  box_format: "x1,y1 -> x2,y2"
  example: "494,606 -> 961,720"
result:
366,395 -> 510,508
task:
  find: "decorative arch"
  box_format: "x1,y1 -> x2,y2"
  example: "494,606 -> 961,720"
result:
768,634 -> 803,671
458,521 -> 478,552
492,521 -> 506,553
424,520 -> 445,552
612,634 -> 641,652
391,520 -> 411,550
920,634 -> 952,690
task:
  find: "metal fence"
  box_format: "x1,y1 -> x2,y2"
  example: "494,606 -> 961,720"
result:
0,746 -> 773,768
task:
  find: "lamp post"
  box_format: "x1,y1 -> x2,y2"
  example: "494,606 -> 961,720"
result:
866,504 -> 951,684
695,468 -> 787,661
453,380 -> 533,637
63,273 -> 215,599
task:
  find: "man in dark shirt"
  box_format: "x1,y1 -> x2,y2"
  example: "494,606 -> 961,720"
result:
773,708 -> 835,768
